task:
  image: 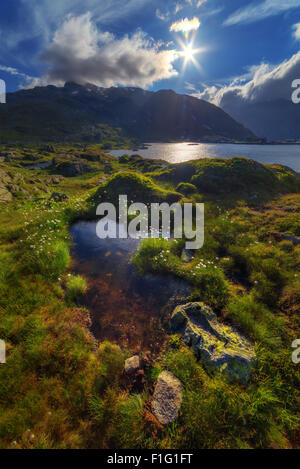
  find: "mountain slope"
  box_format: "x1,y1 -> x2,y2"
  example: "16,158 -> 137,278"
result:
0,82 -> 257,143
221,98 -> 300,141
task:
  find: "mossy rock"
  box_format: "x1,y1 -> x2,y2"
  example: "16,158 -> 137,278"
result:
171,302 -> 256,384
52,155 -> 96,177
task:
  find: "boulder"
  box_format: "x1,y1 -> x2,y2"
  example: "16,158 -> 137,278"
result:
181,248 -> 194,263
42,145 -> 55,153
50,192 -> 69,202
52,155 -> 95,177
281,234 -> 300,246
171,302 -> 256,384
152,371 -> 183,425
124,355 -> 140,374
45,175 -> 63,185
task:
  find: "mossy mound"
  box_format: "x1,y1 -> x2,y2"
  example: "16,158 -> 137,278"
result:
156,157 -> 300,197
176,182 -> 198,195
119,154 -> 169,173
92,171 -> 182,205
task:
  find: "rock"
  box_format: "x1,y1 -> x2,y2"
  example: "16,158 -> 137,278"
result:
80,152 -> 101,162
272,231 -> 300,246
281,234 -> 300,246
171,302 -> 256,384
181,248 -> 194,263
45,175 -> 63,185
41,144 -> 55,153
124,355 -> 140,374
52,155 -> 96,177
50,192 -> 69,202
0,186 -> 12,203
152,371 -> 183,425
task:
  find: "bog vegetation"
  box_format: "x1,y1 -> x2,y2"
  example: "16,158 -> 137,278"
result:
0,143 -> 299,449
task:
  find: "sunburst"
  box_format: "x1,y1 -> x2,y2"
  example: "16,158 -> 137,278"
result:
178,37 -> 204,72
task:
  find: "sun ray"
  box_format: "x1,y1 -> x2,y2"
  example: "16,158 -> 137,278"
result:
176,37 -> 204,72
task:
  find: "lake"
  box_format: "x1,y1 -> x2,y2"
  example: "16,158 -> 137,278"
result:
110,143 -> 300,172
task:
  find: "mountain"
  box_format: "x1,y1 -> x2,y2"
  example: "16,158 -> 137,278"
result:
0,82 -> 258,143
220,98 -> 300,141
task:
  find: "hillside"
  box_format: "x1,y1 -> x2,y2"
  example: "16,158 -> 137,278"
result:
0,82 -> 258,143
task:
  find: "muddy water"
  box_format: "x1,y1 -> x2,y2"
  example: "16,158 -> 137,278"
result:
70,220 -> 190,354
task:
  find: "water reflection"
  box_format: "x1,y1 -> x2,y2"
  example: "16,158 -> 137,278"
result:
70,220 -> 190,353
110,142 -> 300,171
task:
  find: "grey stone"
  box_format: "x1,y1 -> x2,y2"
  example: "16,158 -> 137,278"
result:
171,302 -> 256,384
124,355 -> 140,374
50,192 -> 69,202
152,371 -> 183,425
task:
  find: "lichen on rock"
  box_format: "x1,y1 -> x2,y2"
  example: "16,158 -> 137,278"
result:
171,302 -> 256,384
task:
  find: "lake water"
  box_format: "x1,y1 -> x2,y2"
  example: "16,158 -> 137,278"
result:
70,220 -> 190,353
110,143 -> 300,172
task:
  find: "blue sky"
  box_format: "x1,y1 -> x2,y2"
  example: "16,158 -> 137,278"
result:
0,0 -> 300,98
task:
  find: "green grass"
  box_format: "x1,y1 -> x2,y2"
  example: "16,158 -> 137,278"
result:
92,171 -> 182,206
0,146 -> 299,449
66,275 -> 87,303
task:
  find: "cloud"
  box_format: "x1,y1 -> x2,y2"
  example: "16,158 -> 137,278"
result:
175,3 -> 184,14
196,0 -> 207,7
0,64 -> 36,85
224,0 -> 300,26
293,22 -> 300,39
156,9 -> 170,21
205,37 -> 293,138
194,52 -> 300,137
185,0 -> 207,7
198,52 -> 300,104
31,13 -> 178,89
170,17 -> 201,33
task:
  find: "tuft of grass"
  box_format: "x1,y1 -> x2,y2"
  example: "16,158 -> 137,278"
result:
66,275 -> 87,303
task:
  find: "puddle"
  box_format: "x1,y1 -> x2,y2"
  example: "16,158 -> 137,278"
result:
70,220 -> 190,354
25,161 -> 52,170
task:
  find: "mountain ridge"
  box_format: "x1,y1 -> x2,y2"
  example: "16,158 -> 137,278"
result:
0,82 -> 259,143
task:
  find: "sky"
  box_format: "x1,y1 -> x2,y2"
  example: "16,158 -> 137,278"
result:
1,0 -> 300,110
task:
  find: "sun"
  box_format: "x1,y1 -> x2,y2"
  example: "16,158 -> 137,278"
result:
183,44 -> 194,62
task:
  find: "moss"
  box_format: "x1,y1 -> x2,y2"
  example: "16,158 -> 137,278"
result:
176,182 -> 198,195
92,171 -> 182,205
0,146 -> 299,449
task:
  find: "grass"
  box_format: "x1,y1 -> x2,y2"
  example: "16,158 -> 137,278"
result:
0,145 -> 299,449
66,275 -> 87,303
92,171 -> 181,206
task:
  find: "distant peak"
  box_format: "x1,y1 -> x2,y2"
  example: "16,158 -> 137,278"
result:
64,81 -> 83,89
